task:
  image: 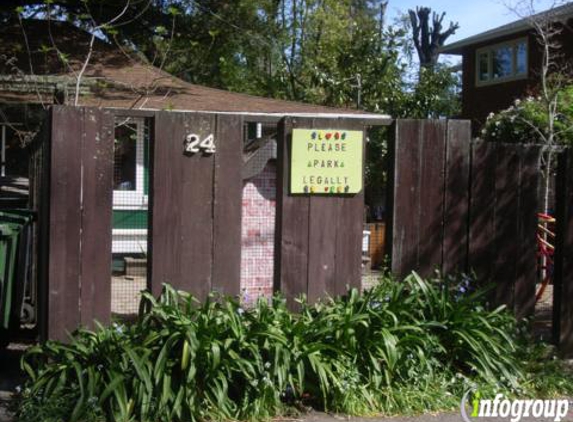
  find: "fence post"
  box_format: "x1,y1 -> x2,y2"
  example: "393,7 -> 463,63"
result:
41,106 -> 114,341
388,119 -> 448,278
554,148 -> 573,354
275,117 -> 364,308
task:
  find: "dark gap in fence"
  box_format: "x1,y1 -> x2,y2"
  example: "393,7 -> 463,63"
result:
110,116 -> 151,322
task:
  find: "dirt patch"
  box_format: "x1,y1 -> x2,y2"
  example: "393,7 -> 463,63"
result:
111,276 -> 146,318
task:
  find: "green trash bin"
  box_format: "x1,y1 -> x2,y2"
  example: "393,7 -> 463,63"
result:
0,210 -> 34,333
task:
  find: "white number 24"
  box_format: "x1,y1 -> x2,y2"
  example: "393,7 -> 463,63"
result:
185,134 -> 216,154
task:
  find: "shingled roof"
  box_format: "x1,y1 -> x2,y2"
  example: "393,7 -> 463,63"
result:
0,19 -> 389,120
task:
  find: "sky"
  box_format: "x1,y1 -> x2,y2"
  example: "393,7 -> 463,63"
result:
387,0 -> 561,45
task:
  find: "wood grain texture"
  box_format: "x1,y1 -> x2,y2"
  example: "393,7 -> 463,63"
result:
48,106 -> 83,341
179,113 -> 215,300
333,119 -> 364,296
554,149 -> 573,354
212,114 -> 243,297
468,141 -> 497,285
150,111 -> 182,296
514,146 -> 540,320
417,120 -> 447,277
391,120 -> 422,278
275,117 -> 365,306
493,144 -> 520,309
276,118 -> 310,308
151,112 -> 218,300
443,120 -> 471,274
79,108 -> 114,328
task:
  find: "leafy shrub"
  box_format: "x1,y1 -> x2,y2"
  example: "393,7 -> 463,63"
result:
14,273 -> 551,422
481,85 -> 573,144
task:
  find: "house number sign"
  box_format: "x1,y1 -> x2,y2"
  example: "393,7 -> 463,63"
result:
185,133 -> 216,154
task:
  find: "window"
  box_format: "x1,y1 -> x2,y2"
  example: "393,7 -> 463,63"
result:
113,117 -> 148,207
114,123 -> 138,191
476,38 -> 528,86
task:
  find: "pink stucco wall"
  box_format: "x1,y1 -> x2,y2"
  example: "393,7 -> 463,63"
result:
240,162 -> 276,304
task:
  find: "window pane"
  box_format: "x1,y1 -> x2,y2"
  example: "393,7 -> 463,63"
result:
492,46 -> 513,79
516,42 -> 527,75
114,123 -> 137,191
478,53 -> 489,81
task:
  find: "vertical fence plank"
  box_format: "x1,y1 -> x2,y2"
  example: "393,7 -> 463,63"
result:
514,146 -> 540,319
212,115 -> 243,297
468,141 -> 497,285
334,189 -> 364,296
180,113 -> 215,300
390,120 -> 422,278
554,149 -> 573,354
306,118 -> 339,301
151,112 -> 217,300
390,120 -> 449,278
417,120 -> 447,277
275,118 -> 310,308
79,108 -> 114,328
150,112 -> 182,297
443,121 -> 471,274
493,144 -> 520,309
333,119 -> 365,297
307,196 -> 338,301
48,106 -> 83,341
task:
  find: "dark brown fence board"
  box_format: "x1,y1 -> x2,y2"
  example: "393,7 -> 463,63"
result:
468,141 -> 497,284
212,115 -> 243,297
276,117 -> 365,305
276,118 -> 310,307
79,108 -> 114,328
555,149 -> 573,354
307,196 -> 338,301
334,191 -> 364,296
493,145 -> 520,308
179,113 -> 215,300
443,120 -> 471,274
150,111 -> 182,296
417,120 -> 447,277
151,112 -> 218,300
391,120 -> 422,278
333,120 -> 365,296
514,146 -> 540,319
306,116 -> 337,302
48,107 -> 83,341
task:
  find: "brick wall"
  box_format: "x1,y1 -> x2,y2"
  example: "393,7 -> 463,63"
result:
240,162 -> 276,304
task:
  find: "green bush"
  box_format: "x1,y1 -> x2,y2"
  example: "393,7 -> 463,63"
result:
481,85 -> 573,145
14,273 -> 570,422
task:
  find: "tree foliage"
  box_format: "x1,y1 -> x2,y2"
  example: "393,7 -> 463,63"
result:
4,0 -> 460,117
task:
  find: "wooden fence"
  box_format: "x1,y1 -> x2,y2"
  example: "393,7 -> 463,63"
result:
387,120 -> 541,319
31,107 -> 369,340
555,149 -> 573,354
275,118 -> 364,306
30,109 -> 573,354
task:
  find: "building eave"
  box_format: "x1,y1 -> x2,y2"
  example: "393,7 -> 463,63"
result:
440,2 -> 573,54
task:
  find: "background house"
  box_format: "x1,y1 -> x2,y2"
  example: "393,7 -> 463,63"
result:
441,3 -> 573,132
